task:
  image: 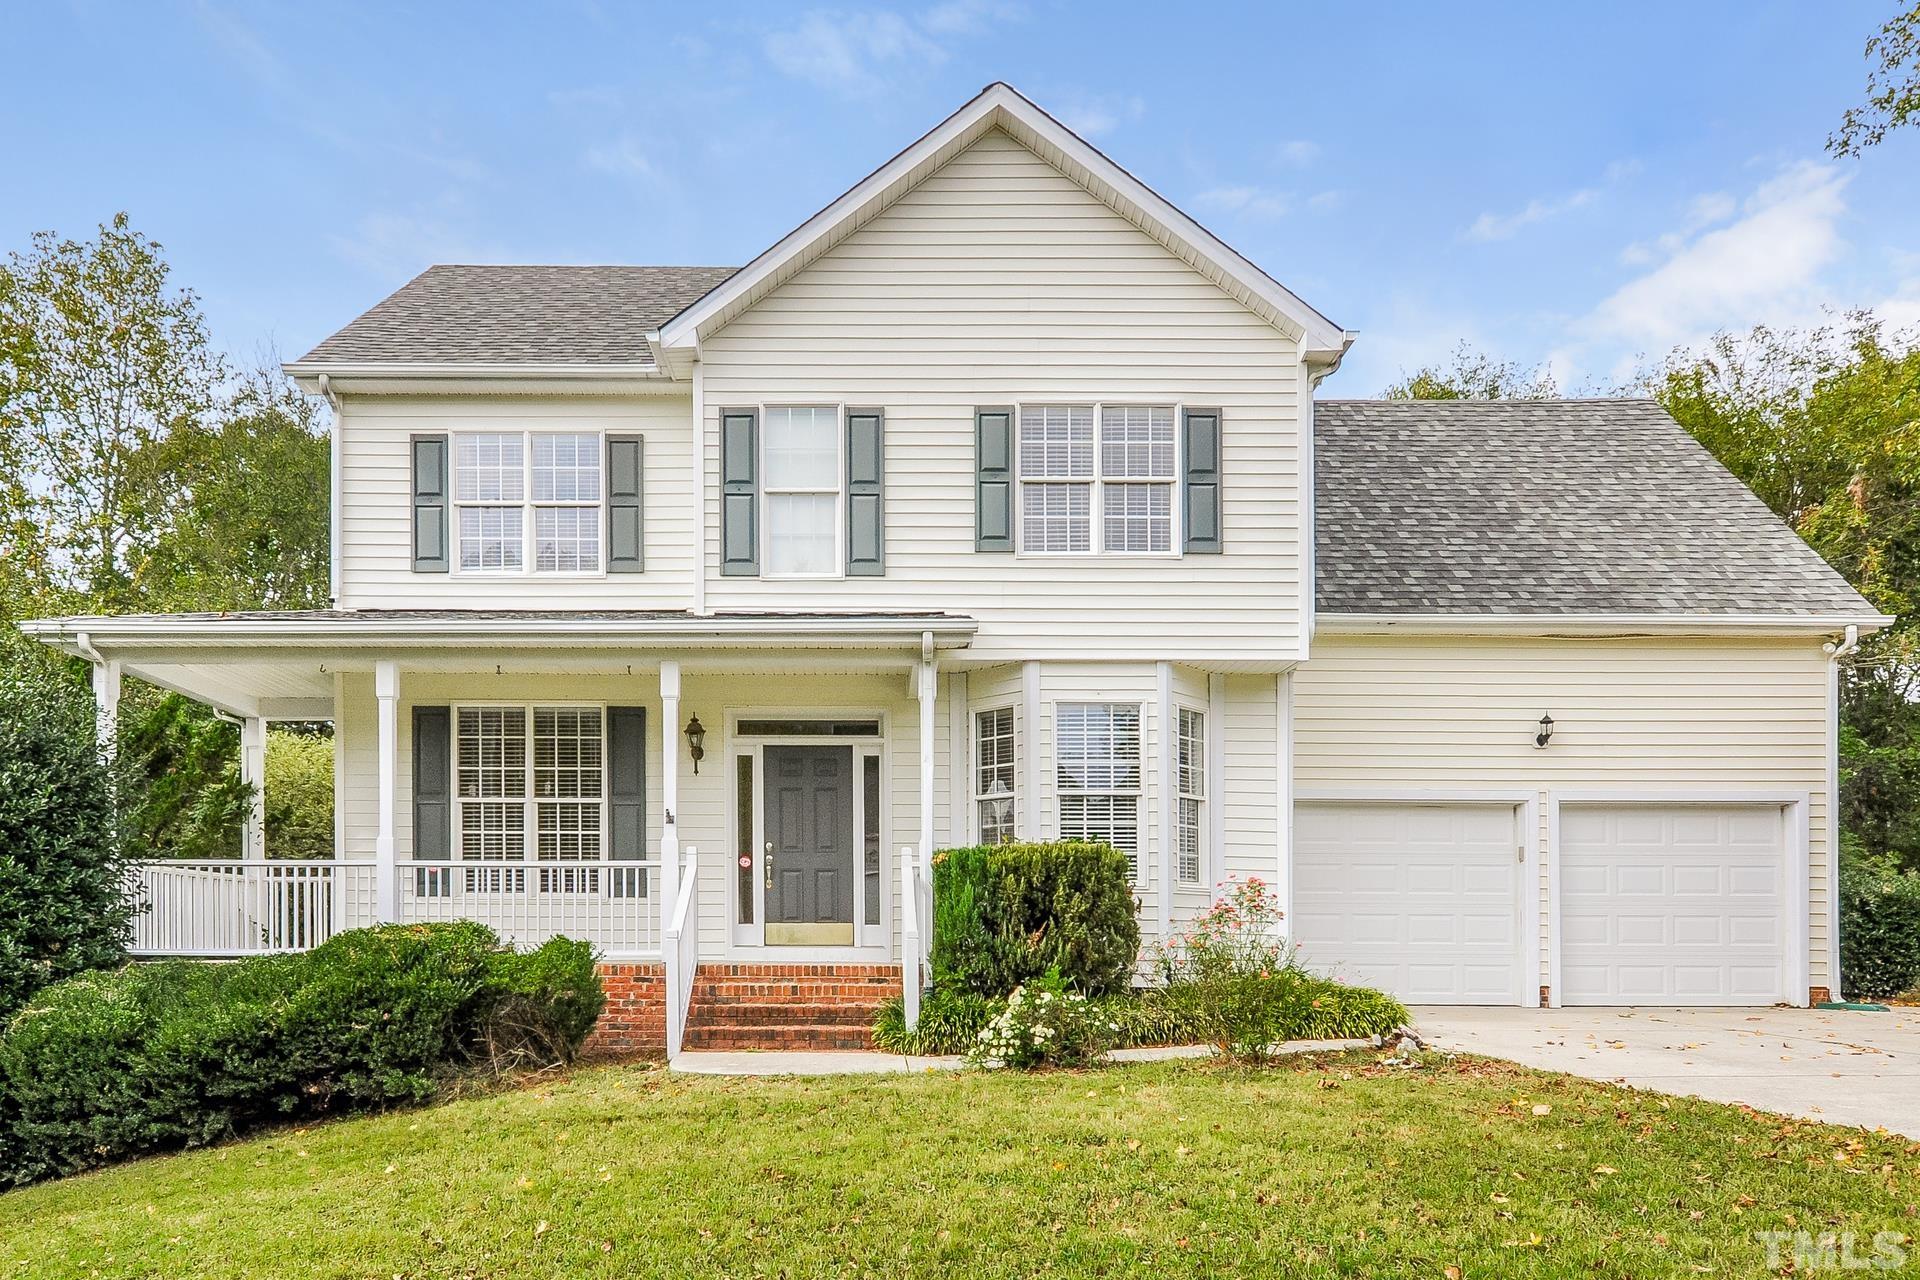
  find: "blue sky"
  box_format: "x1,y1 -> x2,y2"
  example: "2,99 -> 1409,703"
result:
6,1 -> 1918,393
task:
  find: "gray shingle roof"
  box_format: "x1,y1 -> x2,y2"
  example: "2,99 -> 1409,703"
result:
296,265 -> 737,368
1315,398 -> 1875,616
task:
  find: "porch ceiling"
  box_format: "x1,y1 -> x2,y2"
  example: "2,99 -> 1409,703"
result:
17,609 -> 979,720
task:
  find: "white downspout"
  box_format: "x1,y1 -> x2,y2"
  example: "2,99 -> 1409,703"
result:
691,359 -> 708,617
1823,623 -> 1860,999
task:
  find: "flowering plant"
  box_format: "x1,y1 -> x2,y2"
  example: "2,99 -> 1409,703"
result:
1152,876 -> 1294,985
968,970 -> 1118,1069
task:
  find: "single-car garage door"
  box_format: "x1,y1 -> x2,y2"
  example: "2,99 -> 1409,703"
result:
1559,803 -> 1788,1006
1293,802 -> 1527,1005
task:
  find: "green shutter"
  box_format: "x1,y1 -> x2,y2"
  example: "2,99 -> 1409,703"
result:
608,707 -> 647,882
975,407 -> 1013,552
412,435 -> 450,572
720,410 -> 759,576
846,409 -> 885,575
412,707 -> 451,859
606,434 -> 644,573
1183,409 -> 1222,553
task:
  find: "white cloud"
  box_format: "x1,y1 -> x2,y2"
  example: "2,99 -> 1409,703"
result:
759,3 -> 1020,94
584,136 -> 661,183
1582,161 -> 1852,351
326,209 -> 515,281
1193,185 -> 1291,220
1465,187 -> 1597,242
1307,189 -> 1344,212
1276,139 -> 1319,166
1053,92 -> 1146,139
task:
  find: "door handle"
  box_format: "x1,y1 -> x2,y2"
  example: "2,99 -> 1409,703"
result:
764,842 -> 774,890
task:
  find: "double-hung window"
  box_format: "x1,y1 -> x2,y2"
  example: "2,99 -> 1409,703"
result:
453,432 -> 602,573
455,706 -> 605,879
1017,405 -> 1176,554
973,706 -> 1017,845
1175,707 -> 1206,886
763,406 -> 840,576
1055,702 -> 1142,880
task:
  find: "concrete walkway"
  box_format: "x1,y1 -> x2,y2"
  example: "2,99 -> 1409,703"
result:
1413,1004 -> 1920,1136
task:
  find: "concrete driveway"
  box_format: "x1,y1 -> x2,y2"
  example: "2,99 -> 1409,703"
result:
1412,1004 -> 1920,1137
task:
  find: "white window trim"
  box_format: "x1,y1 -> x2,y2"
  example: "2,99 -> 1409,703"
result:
759,402 -> 846,580
451,430 -> 606,579
1013,401 -> 1184,560
971,703 -> 1019,845
1174,703 -> 1206,887
1054,700 -> 1146,885
450,702 -> 609,865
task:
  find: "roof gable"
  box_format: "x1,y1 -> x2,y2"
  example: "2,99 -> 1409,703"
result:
653,83 -> 1351,374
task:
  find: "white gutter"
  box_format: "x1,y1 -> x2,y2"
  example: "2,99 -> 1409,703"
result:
1824,622 -> 1862,999
1317,612 -> 1895,638
19,614 -> 978,652
283,361 -> 680,382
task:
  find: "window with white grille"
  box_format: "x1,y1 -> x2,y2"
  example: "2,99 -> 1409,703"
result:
455,706 -> 605,865
974,706 -> 1017,844
453,432 -> 601,573
1176,706 -> 1205,886
1017,405 -> 1176,553
1055,702 -> 1142,879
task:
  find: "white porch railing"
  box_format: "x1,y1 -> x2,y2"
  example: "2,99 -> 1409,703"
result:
663,849 -> 699,1058
395,860 -> 664,956
128,860 -> 374,957
900,844 -> 931,1029
127,858 -> 668,959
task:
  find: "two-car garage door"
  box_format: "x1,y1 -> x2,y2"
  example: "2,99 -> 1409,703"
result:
1292,800 -> 1790,1006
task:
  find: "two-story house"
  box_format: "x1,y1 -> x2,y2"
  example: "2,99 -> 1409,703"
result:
23,84 -> 1886,1053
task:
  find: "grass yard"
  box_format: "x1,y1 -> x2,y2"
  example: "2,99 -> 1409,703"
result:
2,1054 -> 1916,1279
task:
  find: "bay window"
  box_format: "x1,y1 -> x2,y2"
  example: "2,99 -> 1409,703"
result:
1176,706 -> 1205,886
453,432 -> 602,573
1055,702 -> 1142,880
974,706 -> 1017,844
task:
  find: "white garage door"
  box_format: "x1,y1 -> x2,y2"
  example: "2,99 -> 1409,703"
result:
1559,803 -> 1787,1006
1293,802 -> 1526,1005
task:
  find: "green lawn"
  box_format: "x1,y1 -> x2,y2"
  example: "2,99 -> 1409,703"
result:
2,1054 -> 1915,1278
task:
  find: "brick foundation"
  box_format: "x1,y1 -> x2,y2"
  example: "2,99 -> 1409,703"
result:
1539,985 -> 1551,1007
1809,986 -> 1833,1005
582,962 -> 667,1058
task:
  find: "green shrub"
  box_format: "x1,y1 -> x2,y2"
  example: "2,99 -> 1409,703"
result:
1840,843 -> 1920,1000
0,923 -> 604,1186
1150,877 -> 1290,984
872,988 -> 998,1055
930,841 -> 1140,997
1104,973 -> 1408,1059
0,666 -> 136,1023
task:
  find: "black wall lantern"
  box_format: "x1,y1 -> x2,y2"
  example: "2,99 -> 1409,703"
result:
1534,714 -> 1555,749
685,713 -> 706,773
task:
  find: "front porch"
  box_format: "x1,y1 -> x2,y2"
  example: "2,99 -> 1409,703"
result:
25,609 -> 976,1053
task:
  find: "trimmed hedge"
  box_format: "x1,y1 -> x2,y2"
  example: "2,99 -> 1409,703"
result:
0,923 -> 602,1186
1840,848 -> 1920,1001
930,842 -> 1140,997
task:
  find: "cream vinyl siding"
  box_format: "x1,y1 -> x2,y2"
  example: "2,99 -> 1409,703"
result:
334,396 -> 695,610
1292,635 -> 1833,987
698,128 -> 1306,664
335,669 -> 950,958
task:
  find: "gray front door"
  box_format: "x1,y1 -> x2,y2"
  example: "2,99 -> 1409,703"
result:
764,745 -> 855,945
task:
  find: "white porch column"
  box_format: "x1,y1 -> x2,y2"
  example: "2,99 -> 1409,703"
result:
917,640 -> 936,871
375,660 -> 399,922
90,652 -> 120,759
660,661 -> 681,911
240,716 -> 267,859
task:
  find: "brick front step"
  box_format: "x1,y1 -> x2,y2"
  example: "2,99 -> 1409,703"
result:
688,1001 -> 879,1028
683,1024 -> 877,1051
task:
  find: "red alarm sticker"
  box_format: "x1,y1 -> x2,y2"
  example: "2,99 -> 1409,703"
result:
738,854 -> 752,868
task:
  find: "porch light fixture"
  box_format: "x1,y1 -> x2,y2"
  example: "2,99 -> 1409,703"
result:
685,713 -> 707,773
1534,714 -> 1555,749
